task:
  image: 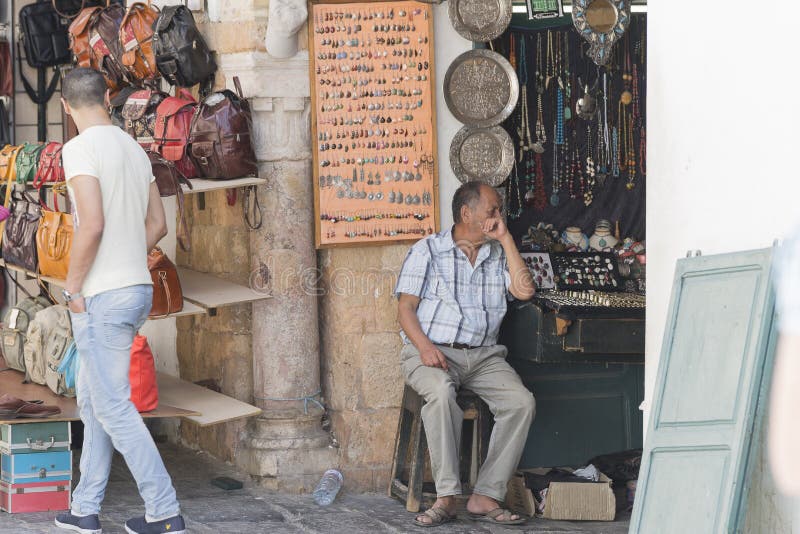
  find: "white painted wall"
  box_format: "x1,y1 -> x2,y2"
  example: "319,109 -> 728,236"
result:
648,1 -> 800,530
432,4 -> 471,229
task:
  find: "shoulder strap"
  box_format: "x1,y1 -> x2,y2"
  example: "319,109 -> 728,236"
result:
155,5 -> 182,32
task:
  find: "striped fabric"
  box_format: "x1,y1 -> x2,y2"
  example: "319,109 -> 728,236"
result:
395,228 -> 511,347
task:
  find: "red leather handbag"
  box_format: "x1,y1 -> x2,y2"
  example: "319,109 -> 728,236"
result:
129,334 -> 158,412
34,142 -> 65,188
151,88 -> 198,179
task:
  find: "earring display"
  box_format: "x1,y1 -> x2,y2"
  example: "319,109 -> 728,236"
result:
309,1 -> 439,248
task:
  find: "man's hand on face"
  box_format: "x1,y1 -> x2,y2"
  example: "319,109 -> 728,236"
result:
481,217 -> 508,241
419,344 -> 449,371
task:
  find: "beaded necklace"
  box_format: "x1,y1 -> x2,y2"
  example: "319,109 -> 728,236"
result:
584,125 -> 596,206
533,33 -> 546,153
507,159 -> 523,219
551,123 -> 561,206
555,34 -> 565,145
517,35 -> 533,161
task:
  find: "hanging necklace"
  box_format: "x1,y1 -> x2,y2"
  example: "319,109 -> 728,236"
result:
563,32 -> 572,121
507,159 -> 523,219
584,125 -> 596,206
611,125 -> 620,178
532,33 -> 546,153
632,62 -> 646,178
509,33 -> 516,72
533,153 -> 547,211
555,34 -> 564,146
517,35 -> 533,161
545,30 -> 555,89
551,123 -> 561,206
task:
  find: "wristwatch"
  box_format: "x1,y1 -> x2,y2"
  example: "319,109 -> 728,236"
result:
62,289 -> 82,303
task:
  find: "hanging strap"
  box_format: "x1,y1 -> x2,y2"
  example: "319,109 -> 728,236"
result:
243,185 -> 262,230
16,37 -> 61,106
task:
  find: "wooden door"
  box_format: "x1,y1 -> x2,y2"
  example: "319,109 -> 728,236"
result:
630,248 -> 777,533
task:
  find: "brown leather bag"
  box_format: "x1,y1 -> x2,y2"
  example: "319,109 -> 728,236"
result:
146,150 -> 192,251
121,89 -> 168,149
189,77 -> 258,179
68,6 -> 103,68
36,210 -> 73,280
148,247 -> 183,317
119,1 -> 160,82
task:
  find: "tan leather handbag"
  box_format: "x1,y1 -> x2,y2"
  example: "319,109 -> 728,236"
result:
0,144 -> 23,184
36,210 -> 73,280
147,247 -> 183,317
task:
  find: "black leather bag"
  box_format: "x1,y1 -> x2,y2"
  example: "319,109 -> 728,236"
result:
19,0 -> 121,69
152,5 -> 217,88
2,191 -> 42,272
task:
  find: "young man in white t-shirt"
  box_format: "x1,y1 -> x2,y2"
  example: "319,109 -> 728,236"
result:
54,68 -> 185,534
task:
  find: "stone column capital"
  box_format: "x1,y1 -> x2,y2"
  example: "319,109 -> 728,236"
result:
217,51 -> 310,100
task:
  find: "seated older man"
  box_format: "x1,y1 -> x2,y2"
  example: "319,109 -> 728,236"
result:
395,181 -> 536,527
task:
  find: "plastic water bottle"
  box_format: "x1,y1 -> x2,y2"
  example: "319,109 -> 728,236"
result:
313,469 -> 343,506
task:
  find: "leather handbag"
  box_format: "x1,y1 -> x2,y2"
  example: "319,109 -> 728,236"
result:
34,142 -> 65,188
147,247 -> 183,317
36,209 -> 73,280
69,1 -> 129,95
0,145 -> 23,183
3,191 -> 42,272
68,5 -> 103,68
130,334 -> 158,412
152,5 -> 217,88
14,143 -> 46,185
19,1 -> 72,68
121,89 -> 169,149
151,89 -> 198,179
147,150 -> 191,251
109,85 -> 139,129
189,77 -> 258,179
119,1 -> 161,82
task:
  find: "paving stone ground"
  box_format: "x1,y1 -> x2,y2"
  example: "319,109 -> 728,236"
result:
0,443 -> 630,534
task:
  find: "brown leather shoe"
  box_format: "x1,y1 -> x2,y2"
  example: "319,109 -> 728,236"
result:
0,394 -> 61,418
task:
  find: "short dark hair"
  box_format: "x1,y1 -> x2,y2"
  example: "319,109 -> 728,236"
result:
62,68 -> 107,109
452,181 -> 485,224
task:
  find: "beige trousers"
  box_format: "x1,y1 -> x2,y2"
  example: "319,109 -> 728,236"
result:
401,343 -> 536,501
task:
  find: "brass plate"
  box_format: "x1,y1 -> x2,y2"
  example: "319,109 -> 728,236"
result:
443,49 -> 519,128
448,0 -> 513,43
450,125 -> 514,187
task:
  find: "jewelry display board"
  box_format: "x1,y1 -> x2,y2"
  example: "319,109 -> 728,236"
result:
309,0 -> 439,248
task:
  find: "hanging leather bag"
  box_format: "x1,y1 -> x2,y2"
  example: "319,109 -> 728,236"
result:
121,89 -> 169,149
34,142 -> 65,188
151,89 -> 198,178
147,247 -> 183,317
36,209 -> 73,280
0,145 -> 23,184
189,77 -> 258,179
147,150 -> 192,251
130,334 -> 159,412
119,1 -> 161,83
68,5 -> 103,68
3,191 -> 42,272
152,5 -> 217,88
19,1 -> 72,68
14,143 -> 46,185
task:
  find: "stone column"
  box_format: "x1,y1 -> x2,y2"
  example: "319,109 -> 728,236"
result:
218,51 -> 335,491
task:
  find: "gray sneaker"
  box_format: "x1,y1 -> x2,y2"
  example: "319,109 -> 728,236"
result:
54,511 -> 102,534
125,514 -> 186,534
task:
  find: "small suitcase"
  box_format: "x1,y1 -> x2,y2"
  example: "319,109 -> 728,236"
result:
0,422 -> 71,456
1,450 -> 72,484
0,479 -> 70,513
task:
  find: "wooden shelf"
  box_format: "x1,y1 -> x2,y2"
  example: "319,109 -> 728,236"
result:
0,260 -> 208,320
156,373 -> 261,427
178,267 -> 271,311
183,177 -> 265,194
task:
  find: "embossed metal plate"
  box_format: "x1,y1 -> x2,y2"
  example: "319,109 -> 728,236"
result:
450,125 -> 514,187
448,0 -> 512,42
444,49 -> 519,128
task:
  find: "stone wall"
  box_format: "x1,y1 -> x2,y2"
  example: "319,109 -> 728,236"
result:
319,245 -> 408,492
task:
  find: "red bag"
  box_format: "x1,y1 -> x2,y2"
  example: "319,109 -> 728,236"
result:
129,334 -> 158,412
151,88 -> 198,179
34,142 -> 65,188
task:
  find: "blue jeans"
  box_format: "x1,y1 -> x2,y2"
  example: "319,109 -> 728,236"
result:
70,285 -> 180,520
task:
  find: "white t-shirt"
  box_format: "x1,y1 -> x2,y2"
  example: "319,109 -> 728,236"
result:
62,125 -> 155,298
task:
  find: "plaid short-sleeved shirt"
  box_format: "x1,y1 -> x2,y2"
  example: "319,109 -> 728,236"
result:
394,228 -> 511,346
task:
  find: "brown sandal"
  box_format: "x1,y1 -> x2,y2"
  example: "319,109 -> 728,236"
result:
413,506 -> 457,528
468,507 -> 526,525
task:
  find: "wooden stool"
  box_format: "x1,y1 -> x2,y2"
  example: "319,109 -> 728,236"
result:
388,384 -> 493,512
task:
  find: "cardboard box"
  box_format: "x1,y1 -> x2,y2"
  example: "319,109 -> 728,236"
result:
506,468 -> 616,521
